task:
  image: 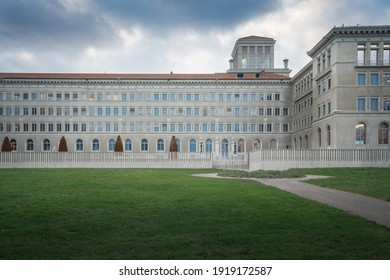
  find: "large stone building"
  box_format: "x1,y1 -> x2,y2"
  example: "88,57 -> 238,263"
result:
1,25 -> 389,153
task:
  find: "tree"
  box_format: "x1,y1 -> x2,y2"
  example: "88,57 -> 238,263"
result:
1,137 -> 12,152
114,135 -> 124,152
58,136 -> 68,152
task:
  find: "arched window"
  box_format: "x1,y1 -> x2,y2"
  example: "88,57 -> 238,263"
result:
92,139 -> 100,151
355,123 -> 366,145
125,139 -> 132,151
254,139 -> 261,150
157,139 -> 164,151
76,139 -> 84,151
141,139 -> 148,151
26,139 -> 34,151
43,139 -> 51,151
176,139 -> 181,152
305,135 -> 309,149
299,137 -> 302,149
378,122 -> 389,144
10,139 -> 17,151
237,139 -> 245,153
222,139 -> 229,156
270,139 -> 277,149
327,125 -> 331,146
108,139 -> 115,151
189,139 -> 196,153
318,128 -> 322,147
205,139 -> 212,153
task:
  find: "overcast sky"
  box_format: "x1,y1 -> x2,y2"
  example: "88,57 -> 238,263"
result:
0,0 -> 389,76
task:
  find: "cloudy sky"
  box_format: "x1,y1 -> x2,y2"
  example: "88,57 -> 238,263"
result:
0,0 -> 389,76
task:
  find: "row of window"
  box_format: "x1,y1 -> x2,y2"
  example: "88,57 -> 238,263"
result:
0,122 -> 290,133
357,72 -> 390,86
357,96 -> 390,111
3,137 -> 276,153
315,122 -> 389,147
354,122 -> 389,145
0,105 -> 290,117
0,92 -> 282,102
357,42 -> 390,66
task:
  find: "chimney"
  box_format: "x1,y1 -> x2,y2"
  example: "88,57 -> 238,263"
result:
283,59 -> 289,69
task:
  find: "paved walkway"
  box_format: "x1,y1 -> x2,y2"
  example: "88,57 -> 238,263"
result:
194,173 -> 390,228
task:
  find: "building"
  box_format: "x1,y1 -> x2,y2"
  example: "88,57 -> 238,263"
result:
1,25 -> 390,154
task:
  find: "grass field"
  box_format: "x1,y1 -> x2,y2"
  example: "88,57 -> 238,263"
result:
0,168 -> 389,260
303,167 -> 390,201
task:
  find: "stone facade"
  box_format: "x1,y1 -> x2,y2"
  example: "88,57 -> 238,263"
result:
1,25 -> 390,153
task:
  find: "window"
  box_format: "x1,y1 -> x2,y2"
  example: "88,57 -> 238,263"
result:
326,125 -> 331,146
205,139 -> 212,153
318,128 -> 322,147
42,139 -> 50,151
125,139 -> 132,151
355,123 -> 366,145
254,139 -> 261,150
141,139 -> 148,151
384,97 -> 390,111
270,139 -> 277,149
92,139 -> 100,151
76,139 -> 84,151
10,139 -> 17,151
384,74 -> 390,86
26,139 -> 34,151
378,123 -> 389,144
357,73 -> 366,85
370,73 -> 378,85
157,139 -> 164,151
108,139 -> 115,151
357,97 -> 366,111
370,97 -> 379,111
357,44 -> 365,65
189,139 -> 197,153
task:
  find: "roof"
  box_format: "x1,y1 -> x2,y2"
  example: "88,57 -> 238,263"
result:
0,72 -> 290,81
238,35 -> 274,41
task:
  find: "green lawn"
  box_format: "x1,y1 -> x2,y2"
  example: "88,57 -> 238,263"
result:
0,168 -> 389,260
304,167 -> 390,201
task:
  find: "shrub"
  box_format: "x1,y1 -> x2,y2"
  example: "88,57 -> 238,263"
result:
218,169 -> 305,178
1,136 -> 12,152
58,136 -> 68,152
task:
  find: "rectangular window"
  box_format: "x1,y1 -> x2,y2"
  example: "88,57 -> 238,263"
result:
383,97 -> 390,111
370,73 -> 378,85
384,73 -> 390,86
97,107 -> 103,116
357,97 -> 366,111
370,97 -> 379,111
105,107 -> 111,116
357,73 -> 366,85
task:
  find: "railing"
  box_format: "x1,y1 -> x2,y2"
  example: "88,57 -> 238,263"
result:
1,149 -> 389,170
248,149 -> 390,171
356,60 -> 390,66
0,152 -> 213,169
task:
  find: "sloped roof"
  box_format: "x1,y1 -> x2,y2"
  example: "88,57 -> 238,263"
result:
0,72 -> 290,81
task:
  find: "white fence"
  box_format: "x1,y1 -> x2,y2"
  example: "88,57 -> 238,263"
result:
0,149 -> 389,170
248,149 -> 390,171
0,152 -> 213,169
